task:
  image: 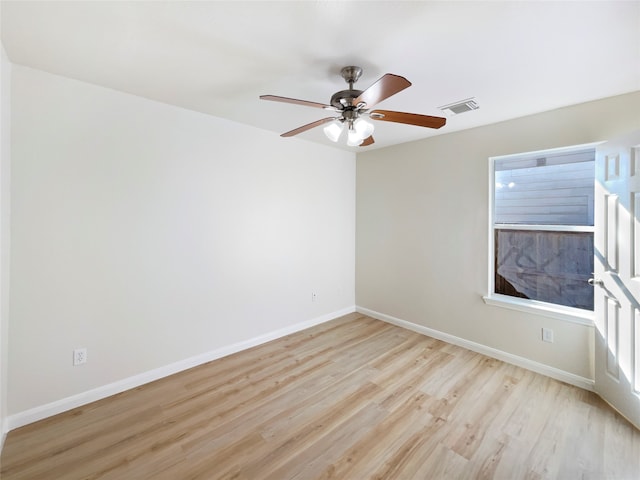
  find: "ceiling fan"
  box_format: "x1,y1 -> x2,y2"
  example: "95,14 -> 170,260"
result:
260,66 -> 446,147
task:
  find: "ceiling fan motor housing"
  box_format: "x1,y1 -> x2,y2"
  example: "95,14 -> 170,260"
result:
330,89 -> 363,109
331,66 -> 364,110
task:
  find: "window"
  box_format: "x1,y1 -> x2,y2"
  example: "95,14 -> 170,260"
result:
486,145 -> 596,323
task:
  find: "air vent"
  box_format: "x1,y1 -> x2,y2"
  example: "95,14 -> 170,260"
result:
439,98 -> 479,115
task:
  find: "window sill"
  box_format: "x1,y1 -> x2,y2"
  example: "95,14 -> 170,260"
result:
482,294 -> 594,326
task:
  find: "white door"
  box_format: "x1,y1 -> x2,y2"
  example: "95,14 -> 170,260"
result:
593,131 -> 640,429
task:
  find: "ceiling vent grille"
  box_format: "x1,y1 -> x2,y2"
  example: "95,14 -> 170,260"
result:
439,98 -> 479,115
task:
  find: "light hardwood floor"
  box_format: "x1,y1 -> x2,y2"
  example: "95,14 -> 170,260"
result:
2,313 -> 639,479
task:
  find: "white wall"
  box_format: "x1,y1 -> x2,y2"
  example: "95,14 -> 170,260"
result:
356,91 -> 640,380
8,65 -> 355,417
0,43 -> 11,448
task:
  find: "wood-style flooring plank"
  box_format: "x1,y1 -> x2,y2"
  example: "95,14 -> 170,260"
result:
2,312 -> 639,479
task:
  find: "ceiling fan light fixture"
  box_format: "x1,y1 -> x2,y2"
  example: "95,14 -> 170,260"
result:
354,117 -> 374,138
323,120 -> 344,142
347,127 -> 364,146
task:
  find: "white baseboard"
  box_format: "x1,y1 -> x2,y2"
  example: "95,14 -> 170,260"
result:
356,306 -> 595,392
7,306 -> 356,431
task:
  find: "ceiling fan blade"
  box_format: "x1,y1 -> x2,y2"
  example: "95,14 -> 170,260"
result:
260,95 -> 335,110
370,110 -> 446,129
281,117 -> 336,137
360,135 -> 375,147
353,74 -> 411,108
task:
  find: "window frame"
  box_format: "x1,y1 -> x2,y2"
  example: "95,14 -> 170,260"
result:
483,143 -> 600,326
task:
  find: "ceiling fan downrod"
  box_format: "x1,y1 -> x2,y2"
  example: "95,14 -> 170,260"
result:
340,66 -> 362,89
330,66 -> 365,110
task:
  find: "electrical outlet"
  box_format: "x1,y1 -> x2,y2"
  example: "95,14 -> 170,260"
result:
312,292 -> 317,302
73,348 -> 87,366
542,328 -> 554,343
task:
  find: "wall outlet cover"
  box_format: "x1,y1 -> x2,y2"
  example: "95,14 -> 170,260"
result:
73,348 -> 87,366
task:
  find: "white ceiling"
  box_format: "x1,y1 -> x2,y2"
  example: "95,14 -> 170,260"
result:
1,1 -> 639,151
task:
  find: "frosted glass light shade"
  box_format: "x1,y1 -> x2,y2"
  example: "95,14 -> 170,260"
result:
354,118 -> 374,138
347,128 -> 363,146
323,121 -> 344,142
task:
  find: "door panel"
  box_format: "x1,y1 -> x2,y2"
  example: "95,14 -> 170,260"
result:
605,194 -> 619,271
635,309 -> 640,394
605,297 -> 619,379
594,131 -> 640,429
633,192 -> 640,278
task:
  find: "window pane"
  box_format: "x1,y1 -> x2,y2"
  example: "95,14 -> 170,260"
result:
495,229 -> 594,310
495,152 -> 594,226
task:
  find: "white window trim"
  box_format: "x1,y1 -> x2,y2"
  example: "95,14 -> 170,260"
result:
482,294 -> 594,326
486,143 -> 601,326
495,224 -> 594,233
